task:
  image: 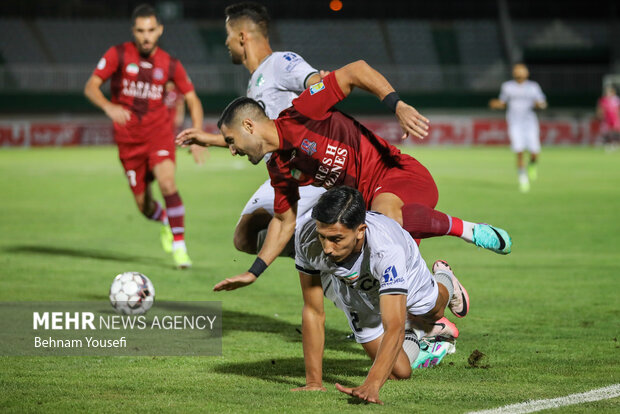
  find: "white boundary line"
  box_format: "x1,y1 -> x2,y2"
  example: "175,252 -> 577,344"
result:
468,384 -> 620,414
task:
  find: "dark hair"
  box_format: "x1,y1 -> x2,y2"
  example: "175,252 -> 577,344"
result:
132,4 -> 160,25
225,2 -> 270,36
217,97 -> 267,129
312,186 -> 366,230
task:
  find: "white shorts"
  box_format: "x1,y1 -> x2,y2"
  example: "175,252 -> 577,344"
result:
507,117 -> 540,153
240,179 -> 326,218
326,270 -> 438,344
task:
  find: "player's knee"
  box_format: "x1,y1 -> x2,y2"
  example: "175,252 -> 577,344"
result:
391,365 -> 412,380
233,226 -> 257,254
158,178 -> 177,196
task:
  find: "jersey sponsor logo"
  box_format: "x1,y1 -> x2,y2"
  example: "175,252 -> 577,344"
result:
255,74 -> 265,87
139,61 -> 153,69
97,58 -> 106,70
282,52 -> 298,61
382,266 -> 404,286
300,138 -> 317,156
126,63 -> 139,75
153,68 -> 164,80
156,150 -> 170,156
282,52 -> 302,72
121,79 -> 164,100
309,81 -> 325,95
314,143 -> 347,188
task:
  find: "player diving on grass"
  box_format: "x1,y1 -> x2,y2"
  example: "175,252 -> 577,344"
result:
176,2 -> 326,258
292,186 -> 469,404
84,4 -> 204,269
180,58 -> 512,291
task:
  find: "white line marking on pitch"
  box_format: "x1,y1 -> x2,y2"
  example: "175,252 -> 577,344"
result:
468,383 -> 620,414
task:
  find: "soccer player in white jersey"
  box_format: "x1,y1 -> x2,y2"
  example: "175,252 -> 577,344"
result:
490,63 -> 547,193
292,186 -> 470,405
177,1 -> 325,255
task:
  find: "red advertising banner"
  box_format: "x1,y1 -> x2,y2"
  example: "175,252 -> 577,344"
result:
0,116 -> 602,147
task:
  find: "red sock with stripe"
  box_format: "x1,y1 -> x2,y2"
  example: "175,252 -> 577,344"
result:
164,192 -> 186,250
401,203 -> 474,242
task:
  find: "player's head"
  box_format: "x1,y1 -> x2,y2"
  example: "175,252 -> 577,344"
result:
311,186 -> 367,263
512,63 -> 529,82
218,97 -> 269,164
604,86 -> 617,96
224,2 -> 271,64
131,4 -> 163,57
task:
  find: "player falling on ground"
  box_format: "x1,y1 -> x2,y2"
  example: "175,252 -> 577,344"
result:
84,4 -> 204,268
293,186 -> 469,404
596,86 -> 620,151
490,63 -> 547,193
178,2 -> 326,257
181,60 -> 512,291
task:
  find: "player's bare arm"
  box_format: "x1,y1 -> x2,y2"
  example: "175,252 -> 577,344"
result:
175,128 -> 227,148
84,75 -> 131,125
534,100 -> 548,110
489,98 -> 506,110
335,293 -> 407,405
213,206 -> 297,291
332,60 -> 429,140
183,91 -> 208,164
291,272 -> 327,392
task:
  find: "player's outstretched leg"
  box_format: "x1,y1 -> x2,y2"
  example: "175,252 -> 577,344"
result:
399,202 -> 512,254
432,260 -> 469,318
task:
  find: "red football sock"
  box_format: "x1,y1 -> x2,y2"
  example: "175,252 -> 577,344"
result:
401,203 -> 465,239
164,192 -> 185,242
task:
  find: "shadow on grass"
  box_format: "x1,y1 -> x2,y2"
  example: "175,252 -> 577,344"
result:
5,244 -> 168,267
213,356 -> 369,387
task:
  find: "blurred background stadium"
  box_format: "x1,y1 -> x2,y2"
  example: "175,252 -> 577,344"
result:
0,0 -> 618,146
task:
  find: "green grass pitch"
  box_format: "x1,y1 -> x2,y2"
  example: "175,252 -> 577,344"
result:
0,145 -> 618,413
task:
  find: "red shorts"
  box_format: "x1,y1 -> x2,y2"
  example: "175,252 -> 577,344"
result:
116,131 -> 176,196
369,156 -> 438,209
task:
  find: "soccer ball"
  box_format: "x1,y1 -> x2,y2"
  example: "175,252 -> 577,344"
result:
109,272 -> 155,315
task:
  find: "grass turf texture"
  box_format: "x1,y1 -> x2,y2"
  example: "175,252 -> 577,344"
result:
0,146 -> 618,413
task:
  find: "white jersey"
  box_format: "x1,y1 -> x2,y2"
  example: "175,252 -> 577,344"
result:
247,51 -> 318,119
499,80 -> 546,122
241,51 -> 325,218
295,211 -> 438,316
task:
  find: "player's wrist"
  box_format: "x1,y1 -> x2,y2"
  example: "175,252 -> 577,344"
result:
382,92 -> 401,113
248,257 -> 268,278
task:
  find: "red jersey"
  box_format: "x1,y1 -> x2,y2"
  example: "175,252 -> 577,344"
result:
269,72 -> 411,214
93,41 -> 194,142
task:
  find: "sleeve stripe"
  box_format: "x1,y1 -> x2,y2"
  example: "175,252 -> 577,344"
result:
295,264 -> 320,275
379,288 -> 408,295
303,71 -> 319,88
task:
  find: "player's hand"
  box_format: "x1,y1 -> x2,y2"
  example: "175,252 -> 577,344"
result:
395,101 -> 429,140
291,384 -> 326,392
319,70 -> 331,78
104,104 -> 131,125
190,144 -> 208,165
335,383 -> 383,405
489,99 -> 505,110
213,272 -> 257,291
176,128 -> 224,147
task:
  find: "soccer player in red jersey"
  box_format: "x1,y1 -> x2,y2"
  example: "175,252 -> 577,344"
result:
191,60 -> 512,290
84,4 -> 204,268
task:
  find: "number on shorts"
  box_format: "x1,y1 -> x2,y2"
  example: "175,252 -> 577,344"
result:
126,170 -> 137,187
350,311 -> 362,332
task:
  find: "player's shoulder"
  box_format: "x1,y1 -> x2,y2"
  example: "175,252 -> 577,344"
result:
365,212 -> 404,247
